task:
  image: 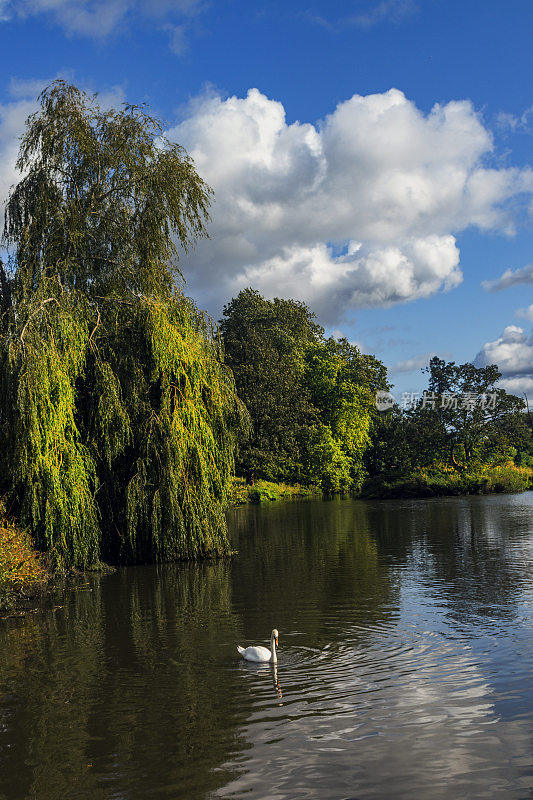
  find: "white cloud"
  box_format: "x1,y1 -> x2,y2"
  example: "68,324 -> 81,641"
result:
498,376 -> 533,395
349,0 -> 418,28
167,87 -> 533,322
167,23 -> 188,56
389,351 -> 449,374
474,325 -> 533,395
308,0 -> 419,32
2,83 -> 533,324
516,304 -> 533,322
225,237 -> 461,321
482,263 -> 533,292
0,0 -> 203,44
496,105 -> 533,134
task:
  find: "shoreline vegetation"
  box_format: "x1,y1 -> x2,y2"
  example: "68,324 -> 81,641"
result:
360,463 -> 533,499
229,462 -> 533,507
228,477 -> 322,506
0,82 -> 248,576
2,466 -> 532,609
0,502 -> 48,611
1,82 -> 532,611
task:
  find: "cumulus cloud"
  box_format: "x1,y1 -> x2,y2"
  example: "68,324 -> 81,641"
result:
482,263 -> 533,292
2,82 -> 533,323
498,376 -> 533,395
167,87 -> 533,321
474,325 -> 533,395
0,0 -> 203,44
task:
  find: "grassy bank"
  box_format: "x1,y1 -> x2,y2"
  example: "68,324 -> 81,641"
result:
230,464 -> 533,506
229,477 -> 321,506
0,505 -> 48,610
361,463 -> 533,499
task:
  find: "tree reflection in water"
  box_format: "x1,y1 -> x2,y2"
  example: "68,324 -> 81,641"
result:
0,493 -> 531,800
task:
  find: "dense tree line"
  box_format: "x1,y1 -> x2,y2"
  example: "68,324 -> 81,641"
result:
220,288 -> 389,491
365,357 -> 532,493
221,294 -> 532,494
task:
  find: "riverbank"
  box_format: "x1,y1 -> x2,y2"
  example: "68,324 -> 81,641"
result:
228,477 -> 321,506
2,465 -> 530,611
0,507 -> 49,611
361,463 -> 533,499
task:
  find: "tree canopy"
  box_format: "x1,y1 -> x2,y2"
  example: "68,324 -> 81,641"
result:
0,81 -> 247,570
220,288 -> 388,491
364,356 -> 531,486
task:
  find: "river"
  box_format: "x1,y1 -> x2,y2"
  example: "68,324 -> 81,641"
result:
0,493 -> 531,799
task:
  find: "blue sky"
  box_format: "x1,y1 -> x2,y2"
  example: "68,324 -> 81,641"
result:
1,0 -> 532,396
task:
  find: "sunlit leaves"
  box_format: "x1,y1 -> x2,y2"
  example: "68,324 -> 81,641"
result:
0,82 -> 246,569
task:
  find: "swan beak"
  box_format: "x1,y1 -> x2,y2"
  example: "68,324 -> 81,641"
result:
275,637 -> 279,646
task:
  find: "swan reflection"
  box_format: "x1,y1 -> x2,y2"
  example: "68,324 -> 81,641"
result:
239,657 -> 283,701
272,661 -> 283,700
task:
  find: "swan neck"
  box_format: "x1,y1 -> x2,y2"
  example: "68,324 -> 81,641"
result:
271,635 -> 277,663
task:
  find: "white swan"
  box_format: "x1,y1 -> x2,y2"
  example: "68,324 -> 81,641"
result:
237,629 -> 279,663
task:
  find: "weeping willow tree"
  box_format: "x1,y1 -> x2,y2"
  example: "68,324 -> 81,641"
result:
0,81 -> 247,570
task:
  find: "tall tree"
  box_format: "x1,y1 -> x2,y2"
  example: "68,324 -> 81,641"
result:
304,337 -> 389,490
220,288 -> 320,482
220,289 -> 388,490
422,357 -> 526,469
0,81 -> 246,569
365,357 -> 529,482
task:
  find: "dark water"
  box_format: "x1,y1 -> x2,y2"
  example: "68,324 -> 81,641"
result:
0,495 -> 532,800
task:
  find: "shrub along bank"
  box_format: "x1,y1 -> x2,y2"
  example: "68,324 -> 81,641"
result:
0,503 -> 48,609
361,463 -> 533,499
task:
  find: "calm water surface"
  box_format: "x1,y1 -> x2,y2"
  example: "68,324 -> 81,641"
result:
0,494 -> 532,799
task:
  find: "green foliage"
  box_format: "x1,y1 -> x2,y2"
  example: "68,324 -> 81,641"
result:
228,477 -> 319,505
1,280 -> 100,569
422,356 -> 527,469
221,289 -> 388,491
485,463 -> 532,493
305,337 -> 386,490
0,81 -> 247,570
364,356 -> 532,497
301,424 -> 352,493
220,289 -> 321,482
362,463 -> 532,499
4,81 -> 210,301
363,406 -> 416,479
